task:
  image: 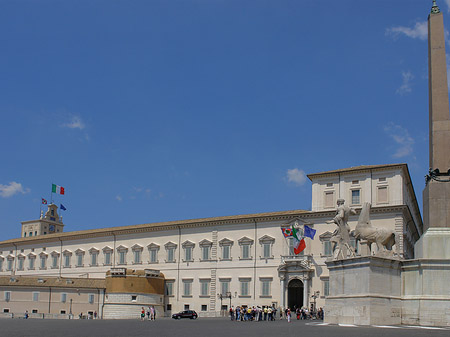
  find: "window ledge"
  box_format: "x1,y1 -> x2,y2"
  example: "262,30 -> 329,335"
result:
165,260 -> 176,263
220,258 -> 232,261
199,295 -> 210,298
148,261 -> 159,264
182,295 -> 193,298
239,295 -> 251,298
259,295 -> 272,298
132,262 -> 143,265
239,257 -> 253,261
182,259 -> 194,263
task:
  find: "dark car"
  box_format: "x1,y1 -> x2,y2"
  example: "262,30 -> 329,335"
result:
172,310 -> 198,319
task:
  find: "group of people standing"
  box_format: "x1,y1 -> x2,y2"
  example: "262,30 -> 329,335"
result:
229,305 -> 324,323
140,306 -> 157,321
229,305 -> 279,321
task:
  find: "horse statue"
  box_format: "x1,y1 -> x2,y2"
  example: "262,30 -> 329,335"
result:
354,202 -> 398,257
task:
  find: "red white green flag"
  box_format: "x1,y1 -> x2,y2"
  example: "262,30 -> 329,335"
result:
292,225 -> 306,255
52,184 -> 65,195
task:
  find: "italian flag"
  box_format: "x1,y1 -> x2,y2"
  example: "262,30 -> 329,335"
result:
292,225 -> 306,255
52,184 -> 65,195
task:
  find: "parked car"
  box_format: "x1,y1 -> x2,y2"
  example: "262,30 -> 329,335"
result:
172,310 -> 198,319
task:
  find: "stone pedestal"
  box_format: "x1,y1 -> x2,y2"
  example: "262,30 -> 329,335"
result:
325,256 -> 402,325
401,227 -> 450,327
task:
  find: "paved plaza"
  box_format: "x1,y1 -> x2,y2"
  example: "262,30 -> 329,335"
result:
1,317 -> 449,337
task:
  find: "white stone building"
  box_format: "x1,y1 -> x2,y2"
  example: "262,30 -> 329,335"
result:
0,164 -> 422,318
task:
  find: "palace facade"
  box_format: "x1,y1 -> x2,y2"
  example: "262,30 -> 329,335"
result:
0,164 -> 422,318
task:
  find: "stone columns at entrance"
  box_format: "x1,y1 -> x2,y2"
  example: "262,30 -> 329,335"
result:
280,277 -> 286,309
303,278 -> 308,308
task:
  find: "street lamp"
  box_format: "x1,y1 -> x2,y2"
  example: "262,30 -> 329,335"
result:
69,298 -> 73,316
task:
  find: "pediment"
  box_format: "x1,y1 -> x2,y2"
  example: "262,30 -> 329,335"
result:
182,240 -> 195,248
199,239 -> 213,247
238,236 -> 254,245
259,235 -> 275,244
164,241 -> 177,249
147,243 -> 160,250
219,238 -> 233,246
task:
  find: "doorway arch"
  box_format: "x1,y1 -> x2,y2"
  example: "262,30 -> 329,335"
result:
287,279 -> 304,310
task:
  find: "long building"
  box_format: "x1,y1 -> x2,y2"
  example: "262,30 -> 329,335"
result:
0,164 -> 422,318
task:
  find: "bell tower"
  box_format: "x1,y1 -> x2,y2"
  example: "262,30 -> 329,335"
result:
21,203 -> 65,238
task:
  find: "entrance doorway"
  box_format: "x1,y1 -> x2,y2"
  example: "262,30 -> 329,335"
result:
287,279 -> 304,310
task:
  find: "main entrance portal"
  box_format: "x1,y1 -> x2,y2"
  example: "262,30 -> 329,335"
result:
288,279 -> 304,309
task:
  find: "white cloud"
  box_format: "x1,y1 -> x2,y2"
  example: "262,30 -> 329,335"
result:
386,21 -> 427,40
396,71 -> 414,95
116,195 -> 122,202
286,168 -> 307,186
0,182 -> 30,198
61,115 -> 85,130
383,123 -> 415,158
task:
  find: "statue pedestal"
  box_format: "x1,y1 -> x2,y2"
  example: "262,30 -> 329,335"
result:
325,256 -> 402,325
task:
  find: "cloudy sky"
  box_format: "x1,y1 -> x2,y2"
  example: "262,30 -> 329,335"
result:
0,0 -> 446,240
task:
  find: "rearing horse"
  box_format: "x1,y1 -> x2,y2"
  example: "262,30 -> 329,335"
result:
354,202 -> 398,257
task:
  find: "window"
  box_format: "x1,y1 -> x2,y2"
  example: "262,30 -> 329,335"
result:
103,247 -> 113,265
219,238 -> 233,260
6,258 -> 13,271
182,241 -> 195,262
220,279 -> 230,295
117,246 -> 128,265
63,253 -> 71,268
260,279 -> 272,297
202,246 -> 210,260
51,254 -> 59,269
377,186 -> 388,204
40,255 -> 47,269
324,191 -> 334,208
148,243 -> 160,264
167,248 -> 175,262
323,279 -> 330,296
201,305 -> 208,311
199,240 -> 212,261
259,235 -> 275,259
131,295 -> 137,302
351,189 -> 360,205
131,245 -> 143,264
60,310 -> 66,314
222,246 -> 230,260
89,249 -> 99,266
320,232 -> 333,257
242,244 -> 250,259
324,240 -> 332,256
200,280 -> 210,296
119,251 -> 126,264
133,250 -> 141,264
88,294 -> 95,304
29,256 -> 36,269
76,251 -> 84,267
4,291 -> 11,302
165,281 -> 174,296
18,258 -> 24,271
240,278 -> 251,296
33,292 -> 39,302
166,304 -> 172,311
3,309 -> 9,313
184,304 -> 190,311
61,293 -> 67,303
148,249 -> 156,263
165,242 -> 177,263
183,280 -> 192,297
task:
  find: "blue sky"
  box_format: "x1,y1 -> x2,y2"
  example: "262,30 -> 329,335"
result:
0,0 -> 447,241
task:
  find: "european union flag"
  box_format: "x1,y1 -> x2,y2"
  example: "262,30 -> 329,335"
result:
304,225 -> 316,239
60,204 -> 67,211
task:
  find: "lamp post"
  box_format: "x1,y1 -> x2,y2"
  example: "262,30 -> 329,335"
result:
69,298 -> 73,316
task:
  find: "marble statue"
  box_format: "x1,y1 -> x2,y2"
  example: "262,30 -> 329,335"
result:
328,199 -> 356,259
354,202 -> 398,257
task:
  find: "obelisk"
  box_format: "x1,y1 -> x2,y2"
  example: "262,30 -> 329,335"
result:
417,0 -> 450,259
